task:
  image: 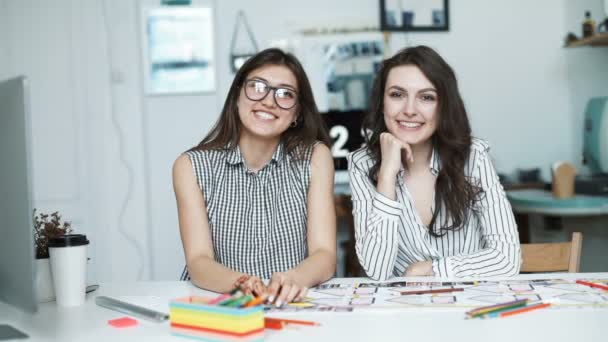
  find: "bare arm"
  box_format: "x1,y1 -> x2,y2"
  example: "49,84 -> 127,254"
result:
268,144 -> 337,304
173,154 -> 257,293
292,143 -> 337,285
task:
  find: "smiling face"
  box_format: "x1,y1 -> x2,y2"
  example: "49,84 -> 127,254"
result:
383,65 -> 438,148
237,64 -> 298,141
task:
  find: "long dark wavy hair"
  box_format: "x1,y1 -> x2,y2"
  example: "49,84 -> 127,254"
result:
363,46 -> 482,237
190,48 -> 330,156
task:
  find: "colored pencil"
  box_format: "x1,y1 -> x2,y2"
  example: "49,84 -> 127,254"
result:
188,296 -> 210,304
576,280 -> 608,291
207,293 -> 232,305
264,319 -> 284,330
265,317 -> 320,326
466,299 -> 528,317
218,292 -> 244,306
400,287 -> 464,296
481,303 -> 538,318
498,302 -> 551,317
243,295 -> 266,308
207,286 -> 243,305
469,302 -> 529,318
225,294 -> 253,308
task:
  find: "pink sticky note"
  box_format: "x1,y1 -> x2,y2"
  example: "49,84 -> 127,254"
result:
108,317 -> 138,328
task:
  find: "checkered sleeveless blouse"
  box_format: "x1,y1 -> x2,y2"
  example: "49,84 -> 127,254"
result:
180,143 -> 316,280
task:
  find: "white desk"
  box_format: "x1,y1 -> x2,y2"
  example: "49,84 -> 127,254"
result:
2,274 -> 608,342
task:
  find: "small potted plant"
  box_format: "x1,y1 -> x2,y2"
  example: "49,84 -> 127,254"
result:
33,209 -> 72,302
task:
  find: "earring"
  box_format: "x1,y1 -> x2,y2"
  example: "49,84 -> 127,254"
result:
290,119 -> 298,128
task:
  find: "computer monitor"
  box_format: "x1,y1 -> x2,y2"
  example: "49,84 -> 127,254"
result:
582,97 -> 608,174
0,76 -> 38,313
322,109 -> 366,186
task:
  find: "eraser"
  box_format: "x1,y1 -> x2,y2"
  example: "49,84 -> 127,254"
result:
108,317 -> 138,328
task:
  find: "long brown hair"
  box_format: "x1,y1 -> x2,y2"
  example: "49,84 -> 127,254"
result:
190,48 -> 330,155
363,46 -> 482,237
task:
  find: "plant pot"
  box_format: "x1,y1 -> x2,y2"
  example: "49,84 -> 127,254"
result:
35,258 -> 55,303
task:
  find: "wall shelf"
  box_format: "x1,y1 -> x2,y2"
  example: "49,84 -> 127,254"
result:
565,32 -> 608,47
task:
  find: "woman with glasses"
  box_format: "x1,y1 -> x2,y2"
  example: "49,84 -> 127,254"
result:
173,48 -> 336,305
348,46 -> 520,281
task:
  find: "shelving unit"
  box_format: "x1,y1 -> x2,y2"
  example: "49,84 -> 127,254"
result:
565,32 -> 608,47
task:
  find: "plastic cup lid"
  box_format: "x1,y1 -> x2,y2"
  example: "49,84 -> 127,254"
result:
48,234 -> 89,247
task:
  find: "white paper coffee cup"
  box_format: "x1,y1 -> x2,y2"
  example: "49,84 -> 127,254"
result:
49,234 -> 89,307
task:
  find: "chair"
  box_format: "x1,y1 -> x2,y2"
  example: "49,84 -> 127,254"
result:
180,265 -> 190,281
520,232 -> 583,273
335,194 -> 366,277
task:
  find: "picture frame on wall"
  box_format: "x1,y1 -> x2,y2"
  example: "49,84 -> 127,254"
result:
380,0 -> 449,32
140,1 -> 216,95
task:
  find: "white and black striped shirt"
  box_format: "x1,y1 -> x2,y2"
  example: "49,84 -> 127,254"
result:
348,138 -> 521,280
183,143 -> 315,280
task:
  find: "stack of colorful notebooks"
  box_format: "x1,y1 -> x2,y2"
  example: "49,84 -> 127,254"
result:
169,296 -> 264,341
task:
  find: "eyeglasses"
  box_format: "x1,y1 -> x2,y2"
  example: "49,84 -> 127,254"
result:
243,79 -> 298,110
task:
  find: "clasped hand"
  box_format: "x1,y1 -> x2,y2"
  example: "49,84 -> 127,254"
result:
404,261 -> 434,276
237,271 -> 307,307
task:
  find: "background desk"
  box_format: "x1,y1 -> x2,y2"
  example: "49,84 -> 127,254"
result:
507,189 -> 608,217
2,274 -> 607,342
507,190 -> 608,272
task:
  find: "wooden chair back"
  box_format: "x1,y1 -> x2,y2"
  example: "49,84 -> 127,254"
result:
521,232 -> 583,273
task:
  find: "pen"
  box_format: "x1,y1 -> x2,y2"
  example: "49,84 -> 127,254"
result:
576,280 -> 608,291
265,317 -> 321,326
95,296 -> 169,322
400,288 -> 464,296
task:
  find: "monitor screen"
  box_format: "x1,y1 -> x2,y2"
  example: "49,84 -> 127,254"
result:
583,97 -> 608,174
322,109 -> 366,171
322,110 -> 366,187
0,76 -> 38,313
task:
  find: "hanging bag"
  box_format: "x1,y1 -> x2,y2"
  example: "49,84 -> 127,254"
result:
229,10 -> 259,73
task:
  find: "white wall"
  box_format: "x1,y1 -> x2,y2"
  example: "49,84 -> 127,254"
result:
0,0 -> 151,282
385,1 -> 572,180
147,0 -> 608,278
543,0 -> 608,273
564,0 -> 608,173
0,1 -> 11,81
1,0 -> 606,281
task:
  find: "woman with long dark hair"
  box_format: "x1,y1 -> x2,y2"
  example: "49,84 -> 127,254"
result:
348,46 -> 520,280
173,48 -> 336,304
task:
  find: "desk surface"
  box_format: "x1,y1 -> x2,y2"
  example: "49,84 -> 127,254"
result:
507,189 -> 608,216
2,273 -> 607,342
